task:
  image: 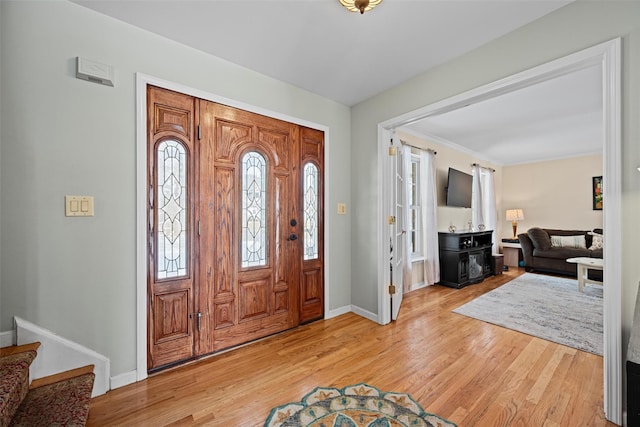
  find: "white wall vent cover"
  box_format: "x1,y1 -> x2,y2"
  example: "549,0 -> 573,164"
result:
76,57 -> 114,87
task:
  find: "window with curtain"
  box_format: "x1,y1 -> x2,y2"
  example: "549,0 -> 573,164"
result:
472,165 -> 497,252
409,154 -> 422,258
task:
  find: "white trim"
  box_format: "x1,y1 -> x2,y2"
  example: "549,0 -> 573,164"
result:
15,316 -> 110,397
110,370 -> 138,390
350,305 -> 378,323
136,73 -> 331,380
377,127 -> 394,325
0,330 -> 15,347
601,38 -> 622,424
377,38 -> 622,424
326,305 -> 352,319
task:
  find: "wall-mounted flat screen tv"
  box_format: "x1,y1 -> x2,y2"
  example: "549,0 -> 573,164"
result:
446,167 -> 472,208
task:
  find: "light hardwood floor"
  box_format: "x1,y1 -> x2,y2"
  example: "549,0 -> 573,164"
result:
87,269 -> 614,426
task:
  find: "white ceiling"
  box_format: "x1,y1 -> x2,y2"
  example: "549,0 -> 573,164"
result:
402,65 -> 603,165
73,0 -> 602,165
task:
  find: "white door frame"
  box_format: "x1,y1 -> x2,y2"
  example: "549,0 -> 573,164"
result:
135,73 -> 331,383
377,38 -> 622,423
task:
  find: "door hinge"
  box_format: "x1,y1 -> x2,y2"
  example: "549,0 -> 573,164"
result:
389,285 -> 396,295
198,219 -> 201,236
197,124 -> 201,140
388,146 -> 397,156
388,215 -> 396,225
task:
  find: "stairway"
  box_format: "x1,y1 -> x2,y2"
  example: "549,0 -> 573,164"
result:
0,342 -> 95,427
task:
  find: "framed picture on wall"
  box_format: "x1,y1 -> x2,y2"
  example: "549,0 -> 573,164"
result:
593,176 -> 603,210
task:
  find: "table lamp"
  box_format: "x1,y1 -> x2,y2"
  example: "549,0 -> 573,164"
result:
506,209 -> 525,239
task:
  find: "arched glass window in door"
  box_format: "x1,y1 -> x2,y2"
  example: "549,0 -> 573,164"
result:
242,151 -> 267,267
303,162 -> 319,260
157,139 -> 188,279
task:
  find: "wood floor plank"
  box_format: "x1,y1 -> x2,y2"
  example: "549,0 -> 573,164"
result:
87,269 -> 616,426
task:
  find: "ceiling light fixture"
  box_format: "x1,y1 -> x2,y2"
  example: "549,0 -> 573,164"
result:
339,0 -> 382,15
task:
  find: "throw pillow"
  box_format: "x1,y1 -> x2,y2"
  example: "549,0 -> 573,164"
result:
550,235 -> 587,249
528,227 -> 551,250
588,231 -> 604,250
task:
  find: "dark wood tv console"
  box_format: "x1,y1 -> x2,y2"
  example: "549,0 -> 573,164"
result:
438,230 -> 493,289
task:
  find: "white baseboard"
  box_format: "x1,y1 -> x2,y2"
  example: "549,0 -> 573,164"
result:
15,316 -> 110,397
0,330 -> 16,347
410,281 -> 427,292
326,305 -> 379,324
350,305 -> 379,323
110,370 -> 138,390
325,305 -> 351,319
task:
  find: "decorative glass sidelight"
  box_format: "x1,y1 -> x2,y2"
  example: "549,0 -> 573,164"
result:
242,151 -> 267,267
157,140 -> 188,279
303,163 -> 319,260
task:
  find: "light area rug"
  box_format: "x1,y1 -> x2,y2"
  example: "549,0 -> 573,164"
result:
453,273 -> 603,356
264,383 -> 456,427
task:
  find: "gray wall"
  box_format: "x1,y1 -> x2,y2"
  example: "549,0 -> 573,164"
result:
0,0 -> 352,375
351,0 -> 640,361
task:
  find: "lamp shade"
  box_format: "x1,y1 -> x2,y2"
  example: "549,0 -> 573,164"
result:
505,209 -> 525,221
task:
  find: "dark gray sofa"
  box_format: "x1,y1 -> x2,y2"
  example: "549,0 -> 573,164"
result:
518,227 -> 603,280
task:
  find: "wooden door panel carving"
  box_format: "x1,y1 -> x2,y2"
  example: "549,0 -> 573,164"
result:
238,277 -> 270,322
301,268 -> 323,321
215,120 -> 251,163
154,105 -> 191,138
259,128 -> 290,171
213,167 -> 235,297
214,302 -> 234,330
153,291 -> 190,343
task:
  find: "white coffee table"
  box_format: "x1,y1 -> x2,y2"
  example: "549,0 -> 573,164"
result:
566,257 -> 604,292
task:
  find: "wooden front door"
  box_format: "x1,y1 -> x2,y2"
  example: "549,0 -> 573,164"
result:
197,100 -> 301,353
147,86 -> 324,370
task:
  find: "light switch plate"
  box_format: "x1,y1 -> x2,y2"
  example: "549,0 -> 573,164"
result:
65,195 -> 94,217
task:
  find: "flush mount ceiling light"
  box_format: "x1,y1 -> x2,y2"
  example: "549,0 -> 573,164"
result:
339,0 -> 382,14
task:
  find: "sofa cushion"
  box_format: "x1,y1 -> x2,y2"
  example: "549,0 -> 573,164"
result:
528,227 -> 551,250
533,247 -> 591,260
550,234 -> 587,249
590,248 -> 603,258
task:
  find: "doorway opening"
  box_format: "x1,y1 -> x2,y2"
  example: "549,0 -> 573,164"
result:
377,38 -> 622,423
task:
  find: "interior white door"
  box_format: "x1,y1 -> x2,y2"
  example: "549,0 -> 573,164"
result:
391,145 -> 405,320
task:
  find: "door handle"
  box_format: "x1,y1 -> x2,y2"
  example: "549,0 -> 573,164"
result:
190,311 -> 202,331
287,233 -> 298,241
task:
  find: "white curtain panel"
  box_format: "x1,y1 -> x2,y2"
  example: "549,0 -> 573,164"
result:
471,165 -> 484,229
401,144 -> 413,292
472,165 -> 498,253
421,150 -> 440,285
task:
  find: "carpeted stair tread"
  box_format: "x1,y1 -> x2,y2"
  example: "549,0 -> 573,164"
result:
0,351 -> 37,427
9,372 -> 95,427
0,343 -> 40,358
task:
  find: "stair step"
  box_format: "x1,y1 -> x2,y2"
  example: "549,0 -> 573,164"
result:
30,364 -> 95,390
0,342 -> 41,357
10,371 -> 95,427
0,350 -> 38,427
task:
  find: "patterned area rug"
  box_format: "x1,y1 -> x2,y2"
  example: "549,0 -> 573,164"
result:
453,273 -> 603,355
265,383 -> 457,427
